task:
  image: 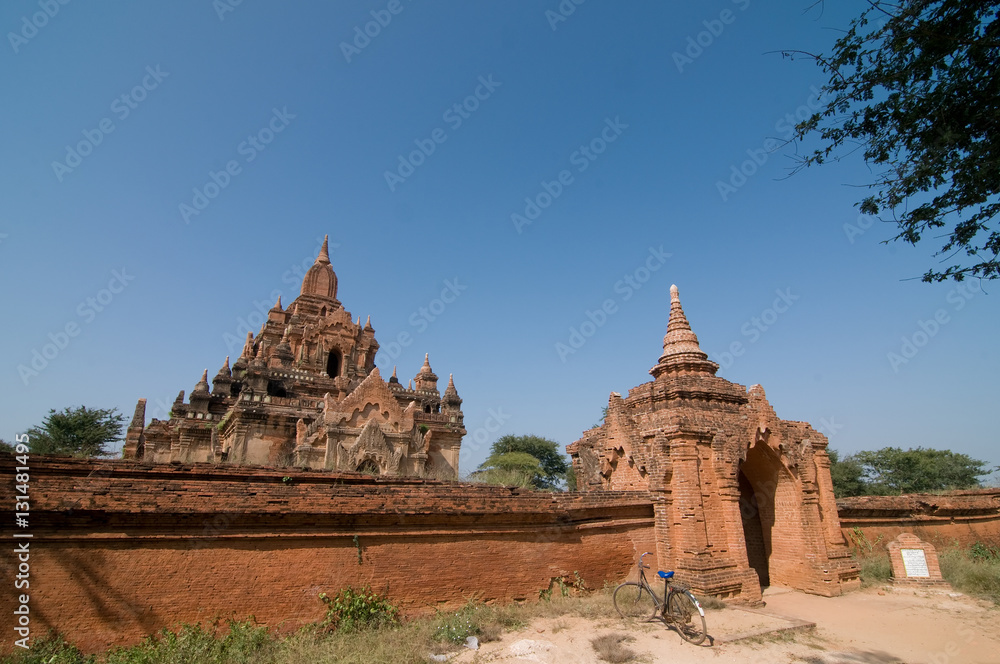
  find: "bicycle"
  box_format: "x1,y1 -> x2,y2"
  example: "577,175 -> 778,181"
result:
612,551 -> 708,645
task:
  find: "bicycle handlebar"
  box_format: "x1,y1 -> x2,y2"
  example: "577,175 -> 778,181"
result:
638,551 -> 653,569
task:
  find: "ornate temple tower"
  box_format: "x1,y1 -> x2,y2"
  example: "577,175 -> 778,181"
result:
124,236 -> 466,478
568,285 -> 859,602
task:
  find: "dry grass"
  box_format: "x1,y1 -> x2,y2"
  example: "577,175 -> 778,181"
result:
855,551 -> 893,587
1,587 -> 627,664
939,545 -> 1000,604
694,593 -> 727,610
590,632 -> 637,663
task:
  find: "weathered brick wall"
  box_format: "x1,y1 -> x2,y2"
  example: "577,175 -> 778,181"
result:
837,490 -> 1000,549
0,457 -> 655,654
6,456 -> 996,654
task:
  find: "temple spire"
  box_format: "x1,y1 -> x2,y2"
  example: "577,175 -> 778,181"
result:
317,234 -> 330,265
649,285 -> 718,379
300,234 -> 338,299
193,369 -> 210,395
443,373 -> 462,409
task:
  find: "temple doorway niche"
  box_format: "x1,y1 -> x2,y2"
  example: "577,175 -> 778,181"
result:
326,349 -> 341,377
357,459 -> 379,475
738,469 -> 770,588
738,439 -> 804,590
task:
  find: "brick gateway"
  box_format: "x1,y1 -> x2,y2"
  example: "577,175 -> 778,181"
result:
2,458 -> 998,653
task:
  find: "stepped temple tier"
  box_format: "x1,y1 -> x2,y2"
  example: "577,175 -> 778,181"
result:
124,236 -> 466,478
568,285 -> 859,602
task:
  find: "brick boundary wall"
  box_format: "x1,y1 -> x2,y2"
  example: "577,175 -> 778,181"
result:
0,457 -> 656,654
4,457 -> 998,654
837,490 -> 1000,550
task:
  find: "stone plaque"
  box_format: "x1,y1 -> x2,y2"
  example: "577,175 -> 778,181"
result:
900,548 -> 929,577
886,533 -> 949,586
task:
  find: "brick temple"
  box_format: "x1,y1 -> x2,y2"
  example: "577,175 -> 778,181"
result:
123,236 -> 466,478
569,285 -> 859,602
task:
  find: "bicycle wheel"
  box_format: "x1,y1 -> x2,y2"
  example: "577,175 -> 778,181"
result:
613,582 -> 658,620
666,590 -> 707,645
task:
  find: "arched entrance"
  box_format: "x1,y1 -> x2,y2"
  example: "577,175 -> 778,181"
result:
356,459 -> 379,476
326,350 -> 341,378
738,437 -> 804,591
738,469 -> 770,588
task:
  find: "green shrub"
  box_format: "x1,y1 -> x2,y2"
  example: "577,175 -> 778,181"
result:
969,541 -> 1000,563
856,552 -> 892,587
319,587 -> 399,632
940,545 -> 1000,605
0,632 -> 92,664
103,619 -> 274,664
433,609 -> 478,645
429,601 -> 523,645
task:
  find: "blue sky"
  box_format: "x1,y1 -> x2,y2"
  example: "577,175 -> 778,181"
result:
2,0 -> 997,479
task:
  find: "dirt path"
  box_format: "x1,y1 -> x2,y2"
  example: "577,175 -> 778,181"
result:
451,586 -> 1000,664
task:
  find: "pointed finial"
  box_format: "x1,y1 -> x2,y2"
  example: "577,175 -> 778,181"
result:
666,284 -> 693,335
317,235 -> 330,265
423,353 -> 431,368
193,369 -> 210,395
223,356 -> 230,371
274,295 -> 282,311
443,372 -> 462,405
365,315 -> 373,331
392,366 -> 398,378
650,284 -> 717,379
408,379 -> 413,390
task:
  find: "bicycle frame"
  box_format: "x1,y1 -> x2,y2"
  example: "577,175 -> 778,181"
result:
614,551 -> 708,645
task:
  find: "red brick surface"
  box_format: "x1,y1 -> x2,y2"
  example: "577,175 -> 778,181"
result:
838,490 -> 1000,549
0,457 -> 654,653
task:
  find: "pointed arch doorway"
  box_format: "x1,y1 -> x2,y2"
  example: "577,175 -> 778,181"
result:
738,437 -> 806,591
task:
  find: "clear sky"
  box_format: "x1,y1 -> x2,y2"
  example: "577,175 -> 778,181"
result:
2,0 -> 997,480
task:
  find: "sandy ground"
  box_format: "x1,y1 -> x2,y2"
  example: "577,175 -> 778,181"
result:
447,585 -> 1000,664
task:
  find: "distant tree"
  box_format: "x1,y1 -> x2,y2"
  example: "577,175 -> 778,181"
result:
564,464 -> 578,493
473,434 -> 570,490
831,446 -> 992,496
25,406 -> 126,457
785,0 -> 1000,282
0,439 -> 14,454
471,451 -> 544,489
853,447 -> 991,494
828,449 -> 866,498
591,406 -> 609,429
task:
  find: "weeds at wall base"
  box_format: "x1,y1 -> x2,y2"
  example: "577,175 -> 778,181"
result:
851,542 -> 1000,603
0,589 -> 619,664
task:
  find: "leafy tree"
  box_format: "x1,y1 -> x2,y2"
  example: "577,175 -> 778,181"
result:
565,464 -> 578,492
0,438 -> 14,454
25,406 -> 126,457
472,451 -> 545,488
786,1 -> 1000,282
830,446 -> 992,496
488,434 -> 569,488
474,434 -> 570,490
853,447 -> 991,494
828,448 -> 866,497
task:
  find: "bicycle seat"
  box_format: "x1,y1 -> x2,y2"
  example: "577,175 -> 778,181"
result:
657,570 -> 675,579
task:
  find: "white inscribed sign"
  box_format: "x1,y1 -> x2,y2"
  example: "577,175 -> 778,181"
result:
900,548 -> 929,577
